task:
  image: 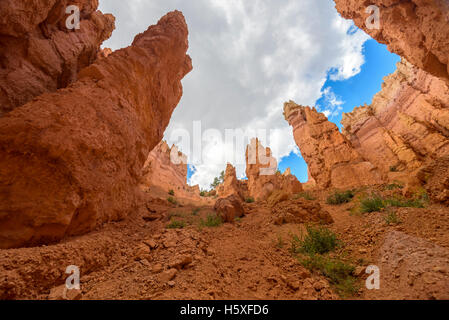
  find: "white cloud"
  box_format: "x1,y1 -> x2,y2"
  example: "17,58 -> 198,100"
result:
99,0 -> 369,189
318,86 -> 345,119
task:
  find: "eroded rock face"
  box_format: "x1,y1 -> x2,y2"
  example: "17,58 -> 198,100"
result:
140,141 -> 201,202
284,101 -> 383,189
376,231 -> 449,299
0,0 -> 115,115
271,199 -> 334,226
342,59 -> 449,190
0,11 -> 192,248
216,163 -> 248,200
214,195 -> 245,223
333,0 -> 449,83
245,138 -> 303,201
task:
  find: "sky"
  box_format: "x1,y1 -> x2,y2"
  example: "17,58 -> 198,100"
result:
99,0 -> 400,189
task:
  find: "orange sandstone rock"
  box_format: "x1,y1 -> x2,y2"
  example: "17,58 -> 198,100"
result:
216,163 -> 248,200
284,101 -> 383,189
214,195 -> 245,223
0,11 -> 192,248
0,0 -> 115,115
271,199 -> 334,226
245,138 -> 303,201
342,59 -> 449,187
140,141 -> 201,202
333,0 -> 449,83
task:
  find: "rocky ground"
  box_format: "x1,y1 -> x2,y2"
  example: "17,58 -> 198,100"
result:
2,186 -> 448,300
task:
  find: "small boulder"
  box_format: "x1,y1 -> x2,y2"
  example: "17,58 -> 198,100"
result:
214,195 -> 245,223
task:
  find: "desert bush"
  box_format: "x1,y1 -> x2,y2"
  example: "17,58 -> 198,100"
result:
200,213 -> 222,227
291,225 -> 339,255
326,190 -> 355,205
168,189 -> 175,196
384,211 -> 401,225
245,197 -> 255,203
359,196 -> 385,213
299,254 -> 358,298
166,220 -> 185,229
167,197 -> 178,205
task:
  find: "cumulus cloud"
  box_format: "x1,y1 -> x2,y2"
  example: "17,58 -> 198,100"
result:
318,87 -> 345,119
99,0 -> 369,189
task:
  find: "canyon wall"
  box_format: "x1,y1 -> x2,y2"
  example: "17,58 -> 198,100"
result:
342,59 -> 449,184
335,0 -> 449,202
0,11 -> 192,248
284,102 -> 383,189
0,0 -> 115,115
140,141 -> 201,201
245,138 -> 303,201
334,0 -> 449,83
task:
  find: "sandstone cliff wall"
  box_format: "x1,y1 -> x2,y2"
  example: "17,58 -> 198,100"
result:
0,11 -> 192,248
0,0 -> 115,115
140,141 -> 201,201
284,102 -> 383,189
342,59 -> 449,182
245,138 -> 303,200
334,0 -> 449,83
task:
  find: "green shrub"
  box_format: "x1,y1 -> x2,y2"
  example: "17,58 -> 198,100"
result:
200,214 -> 222,227
167,197 -> 178,205
384,183 -> 404,190
384,211 -> 401,225
291,226 -> 339,255
326,190 -> 355,205
359,196 -> 385,213
276,235 -> 285,249
166,220 -> 185,229
299,254 -> 358,298
385,197 -> 424,208
168,189 -> 175,196
245,197 -> 255,203
200,191 -> 207,197
191,208 -> 200,216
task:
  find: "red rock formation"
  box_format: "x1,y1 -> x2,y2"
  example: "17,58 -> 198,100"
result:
245,138 -> 303,200
140,141 -> 201,202
0,0 -> 115,115
271,199 -> 334,226
418,157 -> 449,204
216,163 -> 248,200
342,59 -> 449,186
284,101 -> 383,189
0,11 -> 192,249
333,0 -> 449,83
214,195 -> 245,223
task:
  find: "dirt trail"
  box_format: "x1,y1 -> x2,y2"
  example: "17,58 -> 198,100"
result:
81,202 -> 336,300
1,189 -> 448,300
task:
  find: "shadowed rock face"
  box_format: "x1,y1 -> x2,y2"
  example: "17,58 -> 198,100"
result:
342,59 -> 449,186
0,0 -> 115,115
284,102 -> 383,189
334,0 -> 449,83
140,141 -> 201,202
0,11 -> 192,249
